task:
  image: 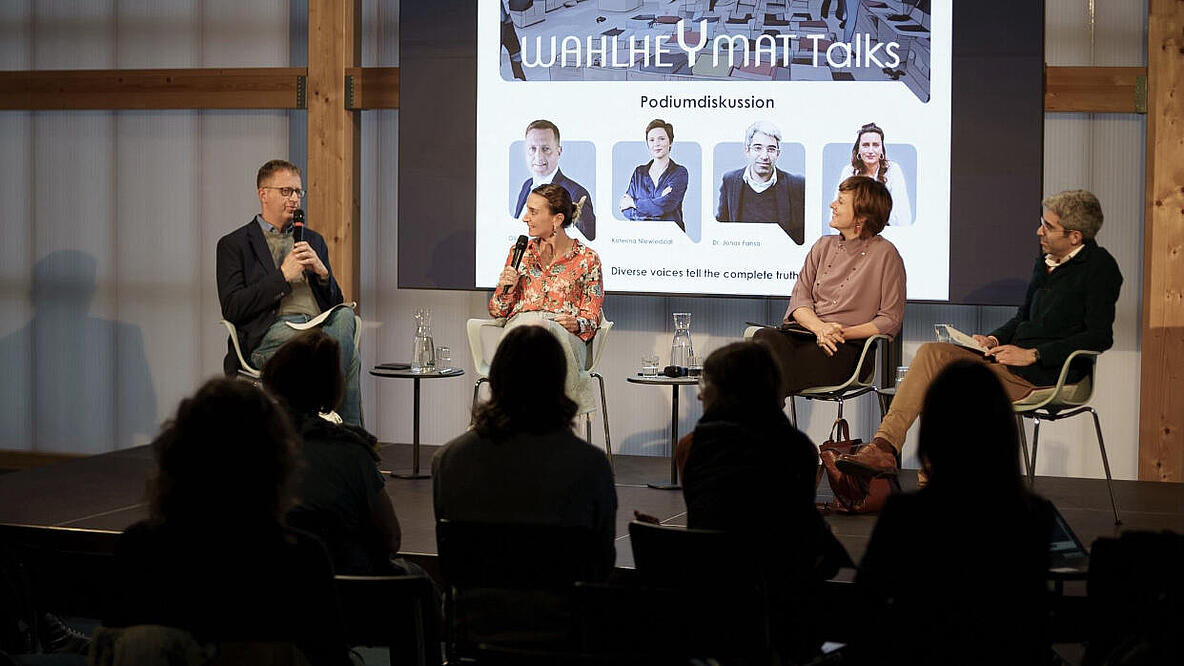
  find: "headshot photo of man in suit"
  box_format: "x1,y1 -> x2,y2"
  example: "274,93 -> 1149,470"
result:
513,119 -> 596,240
716,121 -> 806,245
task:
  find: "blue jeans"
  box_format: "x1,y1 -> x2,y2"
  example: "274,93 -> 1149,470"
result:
250,308 -> 361,425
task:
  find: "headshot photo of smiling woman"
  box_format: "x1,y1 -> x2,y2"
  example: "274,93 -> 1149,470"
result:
619,118 -> 690,231
833,122 -> 914,228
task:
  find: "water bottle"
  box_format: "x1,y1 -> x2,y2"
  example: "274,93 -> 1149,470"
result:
411,308 -> 436,373
670,312 -> 694,376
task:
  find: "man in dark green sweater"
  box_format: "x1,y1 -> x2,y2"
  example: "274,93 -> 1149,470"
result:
836,189 -> 1124,478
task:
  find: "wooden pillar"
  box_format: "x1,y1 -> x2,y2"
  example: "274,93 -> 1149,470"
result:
307,0 -> 361,304
1139,0 -> 1184,481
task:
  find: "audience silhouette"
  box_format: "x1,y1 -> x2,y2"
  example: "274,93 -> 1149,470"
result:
853,360 -> 1054,665
683,341 -> 850,664
433,324 -> 616,575
262,330 -> 405,577
104,378 -> 349,665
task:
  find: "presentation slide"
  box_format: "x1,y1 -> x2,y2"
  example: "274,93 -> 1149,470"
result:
476,0 -> 950,299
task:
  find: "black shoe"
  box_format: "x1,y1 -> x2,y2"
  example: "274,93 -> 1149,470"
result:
40,613 -> 91,655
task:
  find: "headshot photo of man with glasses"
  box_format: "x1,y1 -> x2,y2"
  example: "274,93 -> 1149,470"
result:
215,159 -> 362,425
715,121 -> 806,245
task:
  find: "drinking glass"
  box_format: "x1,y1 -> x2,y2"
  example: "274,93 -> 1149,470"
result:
436,345 -> 452,371
641,354 -> 660,376
934,323 -> 951,344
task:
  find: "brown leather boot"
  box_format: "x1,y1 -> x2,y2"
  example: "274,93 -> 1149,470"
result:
835,437 -> 899,478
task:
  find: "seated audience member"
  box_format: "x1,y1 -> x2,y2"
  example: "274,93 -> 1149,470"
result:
683,341 -> 848,664
852,361 -> 1054,665
433,325 -> 617,578
261,330 -> 403,576
104,378 -> 349,666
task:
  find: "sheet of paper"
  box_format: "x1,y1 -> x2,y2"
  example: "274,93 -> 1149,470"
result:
283,302 -> 357,331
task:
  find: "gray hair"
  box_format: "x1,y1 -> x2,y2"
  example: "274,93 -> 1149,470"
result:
745,120 -> 782,147
1042,189 -> 1103,240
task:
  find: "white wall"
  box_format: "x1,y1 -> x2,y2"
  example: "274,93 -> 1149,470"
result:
0,0 -> 1152,480
0,1 -> 291,453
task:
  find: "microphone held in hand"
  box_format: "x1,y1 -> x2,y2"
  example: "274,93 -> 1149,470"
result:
292,209 -> 305,243
500,235 -> 529,296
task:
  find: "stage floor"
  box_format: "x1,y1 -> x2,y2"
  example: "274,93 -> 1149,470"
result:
1,442 -> 1182,568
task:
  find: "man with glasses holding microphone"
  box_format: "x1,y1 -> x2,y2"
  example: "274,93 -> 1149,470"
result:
716,120 -> 806,245
216,159 -> 361,425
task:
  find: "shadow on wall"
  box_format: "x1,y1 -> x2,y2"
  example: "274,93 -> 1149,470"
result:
0,250 -> 157,453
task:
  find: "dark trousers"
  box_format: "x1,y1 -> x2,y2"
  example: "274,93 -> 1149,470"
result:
752,328 -> 864,400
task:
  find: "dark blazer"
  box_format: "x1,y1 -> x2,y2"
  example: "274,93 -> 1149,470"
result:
514,169 -> 597,240
216,219 -> 343,375
990,239 -> 1122,386
716,167 -> 805,245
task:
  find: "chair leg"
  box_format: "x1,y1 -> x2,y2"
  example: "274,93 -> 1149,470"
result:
1089,407 -> 1122,525
1030,418 -> 1042,486
835,397 -> 845,421
593,372 -> 613,468
788,396 -> 798,428
1017,414 -> 1032,483
471,378 -> 487,412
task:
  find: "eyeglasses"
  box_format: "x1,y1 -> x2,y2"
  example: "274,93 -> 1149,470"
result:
1038,217 -> 1067,235
747,145 -> 780,155
263,186 -> 304,198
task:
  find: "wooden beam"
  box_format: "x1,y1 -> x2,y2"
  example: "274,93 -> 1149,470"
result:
1045,66 -> 1146,113
346,67 -> 400,110
1,65 -> 1140,115
307,0 -> 362,305
0,68 -> 306,110
1139,0 -> 1184,482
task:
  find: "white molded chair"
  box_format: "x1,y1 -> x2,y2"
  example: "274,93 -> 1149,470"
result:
221,318 -> 263,380
744,327 -> 888,427
467,314 -> 614,466
1012,349 -> 1120,524
220,304 -> 361,381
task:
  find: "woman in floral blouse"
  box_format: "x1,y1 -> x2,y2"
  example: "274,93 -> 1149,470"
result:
491,183 -> 604,413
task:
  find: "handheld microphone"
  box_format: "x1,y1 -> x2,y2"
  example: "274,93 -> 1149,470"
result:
500,235 -> 529,296
292,209 -> 305,243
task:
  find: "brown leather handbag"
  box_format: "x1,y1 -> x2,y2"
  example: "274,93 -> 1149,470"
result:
817,419 -> 899,514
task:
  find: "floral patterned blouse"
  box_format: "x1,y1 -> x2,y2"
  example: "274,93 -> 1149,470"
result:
488,238 -> 604,341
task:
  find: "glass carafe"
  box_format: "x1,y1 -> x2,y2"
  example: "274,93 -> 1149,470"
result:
411,307 -> 436,373
670,312 -> 694,375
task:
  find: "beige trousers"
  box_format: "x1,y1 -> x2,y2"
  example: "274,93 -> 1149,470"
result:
875,342 -> 1039,452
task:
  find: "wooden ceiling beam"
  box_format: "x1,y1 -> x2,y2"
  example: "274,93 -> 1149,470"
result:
345,67 -> 399,110
1045,66 -> 1147,113
0,68 -> 308,110
0,65 -> 1140,114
